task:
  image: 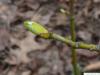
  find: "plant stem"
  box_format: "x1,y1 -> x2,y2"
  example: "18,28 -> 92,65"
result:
69,0 -> 80,75
52,33 -> 97,51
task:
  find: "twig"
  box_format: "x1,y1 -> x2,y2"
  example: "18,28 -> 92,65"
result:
51,33 -> 98,51
69,0 -> 81,74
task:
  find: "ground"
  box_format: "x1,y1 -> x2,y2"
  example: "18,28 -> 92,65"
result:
0,0 -> 100,75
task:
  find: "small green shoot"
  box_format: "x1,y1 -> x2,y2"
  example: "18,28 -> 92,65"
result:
24,21 -> 50,39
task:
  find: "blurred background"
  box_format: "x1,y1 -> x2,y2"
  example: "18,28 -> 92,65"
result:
0,0 -> 100,75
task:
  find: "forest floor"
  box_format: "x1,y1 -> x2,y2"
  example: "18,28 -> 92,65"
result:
0,0 -> 100,75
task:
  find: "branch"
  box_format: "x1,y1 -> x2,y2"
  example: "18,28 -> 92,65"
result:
69,0 -> 80,74
51,33 -> 99,51
23,21 -> 99,51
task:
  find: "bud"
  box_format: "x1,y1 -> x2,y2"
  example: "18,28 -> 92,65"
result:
24,21 -> 50,38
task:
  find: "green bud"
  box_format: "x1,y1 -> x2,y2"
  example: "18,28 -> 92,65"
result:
24,21 -> 50,38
